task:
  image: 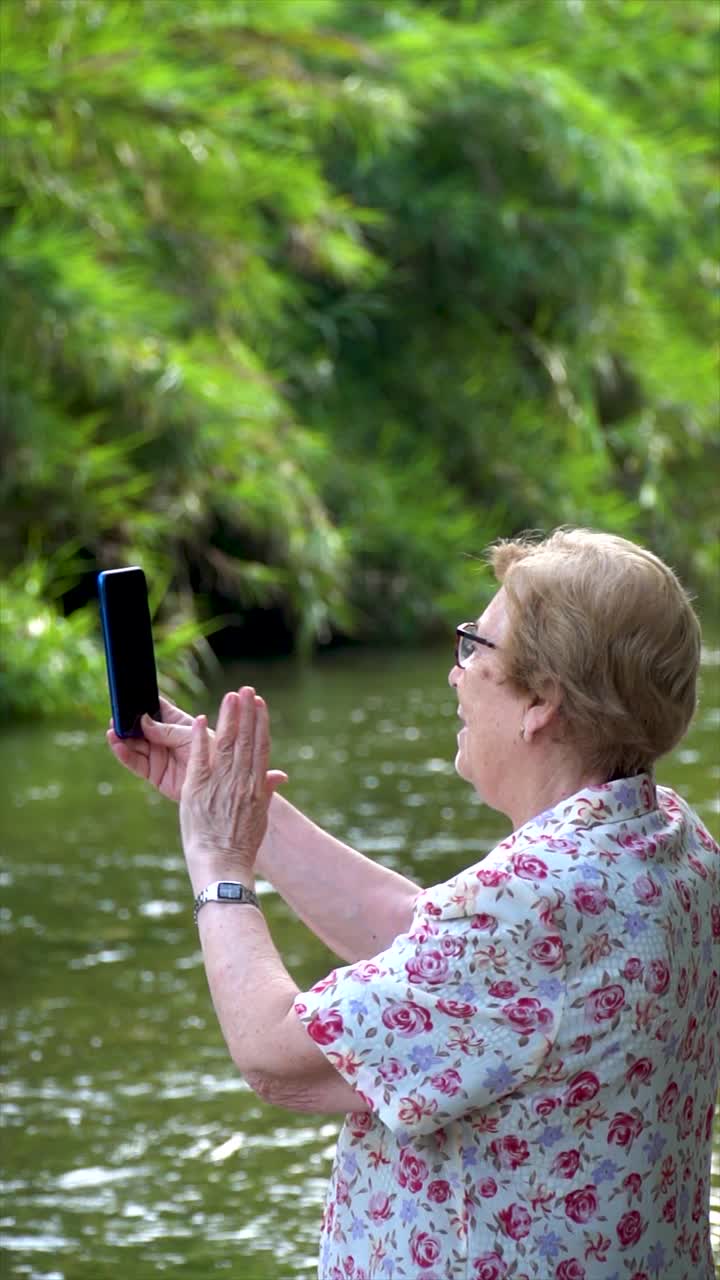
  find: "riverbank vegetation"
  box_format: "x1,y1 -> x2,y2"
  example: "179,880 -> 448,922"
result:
1,0 -> 718,719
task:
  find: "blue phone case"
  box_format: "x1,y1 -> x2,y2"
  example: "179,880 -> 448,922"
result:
98,567 -> 160,738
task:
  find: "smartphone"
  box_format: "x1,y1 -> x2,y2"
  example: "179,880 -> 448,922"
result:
98,566 -> 161,738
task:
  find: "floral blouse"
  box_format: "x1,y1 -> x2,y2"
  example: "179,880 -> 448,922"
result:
294,775 -> 720,1280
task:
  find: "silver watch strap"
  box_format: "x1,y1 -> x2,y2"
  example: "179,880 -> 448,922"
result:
193,880 -> 260,924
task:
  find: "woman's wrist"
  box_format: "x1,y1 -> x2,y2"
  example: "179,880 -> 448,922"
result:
184,846 -> 257,896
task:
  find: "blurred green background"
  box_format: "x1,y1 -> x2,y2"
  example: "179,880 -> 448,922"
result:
1,0 -> 719,721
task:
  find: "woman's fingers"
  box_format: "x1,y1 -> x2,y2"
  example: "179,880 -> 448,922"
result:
187,713 -> 211,786
214,690 -> 242,776
158,696 -> 193,726
233,687 -> 257,784
252,696 -> 270,798
106,729 -> 150,779
140,716 -> 194,747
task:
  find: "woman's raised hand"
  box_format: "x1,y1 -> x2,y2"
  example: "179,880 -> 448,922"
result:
179,688 -> 288,877
106,695 -> 204,803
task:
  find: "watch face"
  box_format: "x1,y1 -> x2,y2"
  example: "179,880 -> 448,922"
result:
218,883 -> 243,900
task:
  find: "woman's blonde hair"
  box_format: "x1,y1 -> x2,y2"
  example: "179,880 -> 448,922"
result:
488,527 -> 702,780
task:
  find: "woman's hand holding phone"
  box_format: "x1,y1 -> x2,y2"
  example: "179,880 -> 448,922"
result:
107,695 -> 200,802
107,691 -> 287,810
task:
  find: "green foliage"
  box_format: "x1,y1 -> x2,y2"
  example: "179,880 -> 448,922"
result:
1,0 -> 717,718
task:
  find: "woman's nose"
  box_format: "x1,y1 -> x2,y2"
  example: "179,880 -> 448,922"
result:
448,664 -> 461,689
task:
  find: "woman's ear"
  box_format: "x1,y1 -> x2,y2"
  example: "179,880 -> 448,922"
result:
522,684 -> 563,743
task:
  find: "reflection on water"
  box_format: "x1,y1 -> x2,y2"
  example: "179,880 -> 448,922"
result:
1,640 -> 718,1278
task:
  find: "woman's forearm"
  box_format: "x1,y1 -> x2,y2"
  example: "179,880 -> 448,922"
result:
255,793 -> 419,962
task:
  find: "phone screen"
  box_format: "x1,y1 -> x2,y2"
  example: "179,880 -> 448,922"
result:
98,567 -> 161,737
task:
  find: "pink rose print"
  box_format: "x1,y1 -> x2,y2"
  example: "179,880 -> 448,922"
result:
381,1000 -> 433,1036
607,1112 -> 643,1151
632,874 -> 661,905
572,884 -> 608,915
511,853 -> 548,880
569,1034 -> 592,1055
440,935 -> 466,957
658,1080 -> 679,1120
368,1192 -> 392,1222
616,1209 -> 645,1248
472,1255 -> 508,1280
426,1179 -> 452,1204
564,1185 -> 598,1224
429,1067 -> 462,1096
498,1202 -> 532,1240
534,1095 -> 561,1118
679,1014 -> 698,1061
660,1154 -> 676,1192
436,998 -> 477,1018
585,983 -> 625,1023
624,1058 -> 654,1088
348,1112 -> 373,1138
555,1263 -> 586,1280
622,957 -> 643,982
397,1149 -> 428,1193
378,1058 -> 407,1082
398,1093 -> 439,1126
565,1070 -> 600,1107
678,1094 -> 694,1139
405,950 -> 450,986
409,1230 -> 441,1269
676,967 -> 689,1007
501,997 -> 554,1034
307,1008 -> 345,1045
707,969 -> 719,1011
673,879 -> 691,912
687,853 -> 708,879
622,1172 -> 642,1200
475,867 -> 509,887
528,934 -> 565,968
705,1102 -> 715,1140
478,1177 -> 498,1198
711,903 -> 720,938
551,1149 -> 581,1179
489,1135 -> 530,1170
662,1195 -> 676,1223
488,980 -> 518,999
471,913 -> 497,931
349,961 -> 382,983
644,959 -> 670,996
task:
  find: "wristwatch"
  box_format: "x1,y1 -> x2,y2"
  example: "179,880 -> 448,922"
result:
193,880 -> 260,924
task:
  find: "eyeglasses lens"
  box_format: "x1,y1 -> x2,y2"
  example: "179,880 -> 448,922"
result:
457,627 -> 476,667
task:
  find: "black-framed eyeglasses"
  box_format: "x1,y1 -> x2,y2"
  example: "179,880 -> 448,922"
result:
455,622 -> 498,669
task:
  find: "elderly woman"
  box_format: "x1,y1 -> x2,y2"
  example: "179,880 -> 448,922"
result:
108,528 -> 719,1280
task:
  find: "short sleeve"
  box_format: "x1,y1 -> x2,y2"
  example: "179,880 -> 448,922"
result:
293,858 -> 567,1137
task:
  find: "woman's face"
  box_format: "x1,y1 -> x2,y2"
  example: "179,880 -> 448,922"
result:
448,588 -> 527,810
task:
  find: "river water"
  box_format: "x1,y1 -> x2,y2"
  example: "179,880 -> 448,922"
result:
1,639 -> 718,1278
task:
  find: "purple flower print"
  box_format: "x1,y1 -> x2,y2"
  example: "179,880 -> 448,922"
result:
536,1229 -> 563,1261
409,1044 -> 442,1071
623,911 -> 648,938
642,1131 -> 666,1164
538,1124 -> 564,1149
537,978 -> 564,1000
615,782 -> 637,808
593,1158 -> 620,1184
483,1062 -> 516,1094
400,1199 -> 418,1225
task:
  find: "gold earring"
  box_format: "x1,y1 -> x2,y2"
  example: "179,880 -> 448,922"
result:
520,725 -> 526,741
